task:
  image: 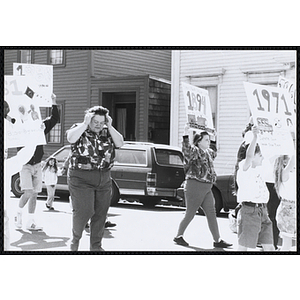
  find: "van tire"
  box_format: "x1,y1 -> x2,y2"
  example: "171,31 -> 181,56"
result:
11,173 -> 24,198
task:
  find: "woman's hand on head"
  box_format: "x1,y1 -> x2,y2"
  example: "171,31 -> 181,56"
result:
83,112 -> 94,126
106,114 -> 113,127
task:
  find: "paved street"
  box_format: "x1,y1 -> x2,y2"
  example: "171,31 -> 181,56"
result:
5,193 -> 296,252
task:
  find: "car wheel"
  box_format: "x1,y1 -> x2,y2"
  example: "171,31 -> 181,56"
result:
11,174 -> 24,198
197,187 -> 223,216
110,181 -> 120,206
140,197 -> 160,208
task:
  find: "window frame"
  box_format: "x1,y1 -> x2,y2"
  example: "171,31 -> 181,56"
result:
47,50 -> 66,67
45,102 -> 64,146
17,50 -> 34,64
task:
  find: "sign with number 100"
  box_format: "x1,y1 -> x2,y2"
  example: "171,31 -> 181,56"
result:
181,82 -> 214,133
244,82 -> 295,132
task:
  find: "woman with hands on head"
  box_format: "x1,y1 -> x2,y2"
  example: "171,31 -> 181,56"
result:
66,106 -> 124,251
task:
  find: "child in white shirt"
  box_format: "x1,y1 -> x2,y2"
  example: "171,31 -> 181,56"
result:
234,126 -> 274,251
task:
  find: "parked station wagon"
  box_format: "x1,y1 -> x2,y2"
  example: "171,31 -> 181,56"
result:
11,142 -> 237,213
11,142 -> 185,207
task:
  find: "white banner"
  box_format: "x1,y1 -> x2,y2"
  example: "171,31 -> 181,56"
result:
13,63 -> 53,107
243,82 -> 295,158
4,75 -> 46,148
181,82 -> 215,135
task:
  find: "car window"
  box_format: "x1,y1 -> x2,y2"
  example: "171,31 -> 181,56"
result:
154,149 -> 183,166
114,149 -> 147,166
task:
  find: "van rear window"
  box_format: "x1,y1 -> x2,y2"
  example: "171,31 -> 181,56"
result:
114,149 -> 147,165
154,149 -> 183,166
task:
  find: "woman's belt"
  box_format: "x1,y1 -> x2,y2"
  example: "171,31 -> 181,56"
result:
242,202 -> 266,207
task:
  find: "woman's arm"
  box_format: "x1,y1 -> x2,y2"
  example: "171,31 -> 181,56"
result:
66,112 -> 93,144
106,114 -> 124,148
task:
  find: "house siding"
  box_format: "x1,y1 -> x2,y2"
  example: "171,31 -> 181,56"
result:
92,50 -> 171,80
148,78 -> 171,144
171,49 -> 296,175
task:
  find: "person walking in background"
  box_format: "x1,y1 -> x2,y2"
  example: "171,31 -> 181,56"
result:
235,125 -> 274,251
42,157 -> 58,210
66,105 -> 124,251
15,93 -> 59,231
273,154 -> 296,251
173,127 -> 232,249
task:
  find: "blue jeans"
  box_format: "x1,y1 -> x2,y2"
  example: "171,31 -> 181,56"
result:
68,168 -> 112,251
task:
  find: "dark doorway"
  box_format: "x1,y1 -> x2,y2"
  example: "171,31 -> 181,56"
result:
102,92 -> 136,141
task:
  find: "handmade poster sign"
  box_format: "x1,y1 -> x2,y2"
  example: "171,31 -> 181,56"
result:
4,75 -> 46,148
13,63 -> 53,107
277,75 -> 296,123
243,81 -> 295,158
181,82 -> 215,136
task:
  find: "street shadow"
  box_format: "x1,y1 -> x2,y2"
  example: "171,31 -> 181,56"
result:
103,228 -> 116,239
174,244 -> 227,252
10,229 -> 70,251
115,202 -> 185,212
85,228 -> 116,239
42,208 -> 72,215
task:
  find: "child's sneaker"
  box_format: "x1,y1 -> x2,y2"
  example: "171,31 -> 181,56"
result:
14,212 -> 22,229
26,221 -> 43,231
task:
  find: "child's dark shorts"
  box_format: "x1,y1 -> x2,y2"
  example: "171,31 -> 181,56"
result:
237,202 -> 273,249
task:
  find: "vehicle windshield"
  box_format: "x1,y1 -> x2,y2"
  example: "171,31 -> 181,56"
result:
154,149 -> 183,166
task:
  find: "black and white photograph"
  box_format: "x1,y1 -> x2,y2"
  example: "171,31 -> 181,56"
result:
3,48 -> 297,253
1,4 -> 299,299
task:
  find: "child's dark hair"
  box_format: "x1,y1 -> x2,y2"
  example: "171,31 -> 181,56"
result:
232,142 -> 261,195
85,106 -> 109,116
193,131 -> 209,145
42,157 -> 58,173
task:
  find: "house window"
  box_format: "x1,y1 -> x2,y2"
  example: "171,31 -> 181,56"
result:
46,103 -> 63,144
202,86 -> 218,130
18,50 -> 34,63
48,50 -> 66,66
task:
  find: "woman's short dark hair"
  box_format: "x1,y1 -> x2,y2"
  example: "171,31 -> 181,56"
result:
85,106 -> 109,116
193,131 -> 209,145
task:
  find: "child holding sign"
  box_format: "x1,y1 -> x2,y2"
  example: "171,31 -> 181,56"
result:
235,125 -> 274,251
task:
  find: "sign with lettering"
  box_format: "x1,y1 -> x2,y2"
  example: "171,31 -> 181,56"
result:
13,63 -> 53,107
243,81 -> 295,157
277,75 -> 296,124
181,82 -> 215,135
4,75 -> 46,148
